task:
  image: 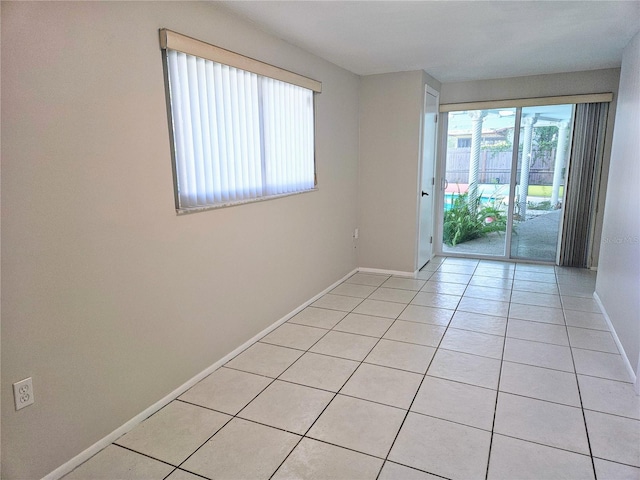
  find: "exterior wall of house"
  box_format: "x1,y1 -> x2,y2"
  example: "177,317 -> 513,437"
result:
1,2 -> 360,477
595,30 -> 640,381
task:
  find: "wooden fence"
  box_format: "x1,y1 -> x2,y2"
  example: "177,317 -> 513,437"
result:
446,148 -> 557,185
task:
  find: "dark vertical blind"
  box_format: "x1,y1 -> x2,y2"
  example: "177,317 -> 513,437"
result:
559,102 -> 609,267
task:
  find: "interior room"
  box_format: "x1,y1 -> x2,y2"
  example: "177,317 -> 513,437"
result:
2,1 -> 639,479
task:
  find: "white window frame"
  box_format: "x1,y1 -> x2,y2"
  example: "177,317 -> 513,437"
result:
160,29 -> 322,213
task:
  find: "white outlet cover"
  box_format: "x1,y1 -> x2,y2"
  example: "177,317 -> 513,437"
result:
13,377 -> 34,410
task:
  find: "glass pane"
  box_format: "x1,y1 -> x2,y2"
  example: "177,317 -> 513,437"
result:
443,109 -> 515,256
510,104 -> 574,261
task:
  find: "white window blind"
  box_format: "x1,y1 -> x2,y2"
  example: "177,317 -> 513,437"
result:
162,31 -> 319,211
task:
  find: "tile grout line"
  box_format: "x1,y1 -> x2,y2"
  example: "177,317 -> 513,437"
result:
484,272 -> 513,480
486,432 -> 601,459
267,283 -> 414,480
266,275 -> 424,479
74,259 -> 617,479
135,261 -> 608,479
177,374 -> 627,429
325,278 -> 427,478
111,400 -> 233,477
165,300 -> 352,478
557,272 -> 599,480
375,259 -> 480,480
168,381 -> 271,475
209,264 -> 607,479
181,274 -> 624,480
489,360 -> 635,385
217,264 -> 587,477
95,444 -> 177,477
168,295 -> 350,480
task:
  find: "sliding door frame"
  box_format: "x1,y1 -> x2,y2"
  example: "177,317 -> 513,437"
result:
434,93 -> 612,264
504,109 -> 522,259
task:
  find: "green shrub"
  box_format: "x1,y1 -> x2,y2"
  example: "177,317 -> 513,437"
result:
443,192 -> 508,246
527,200 -> 552,210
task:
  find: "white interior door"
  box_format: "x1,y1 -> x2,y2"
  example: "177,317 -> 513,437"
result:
418,88 -> 439,269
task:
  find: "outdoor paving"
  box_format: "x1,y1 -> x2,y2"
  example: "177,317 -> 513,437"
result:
444,210 -> 561,261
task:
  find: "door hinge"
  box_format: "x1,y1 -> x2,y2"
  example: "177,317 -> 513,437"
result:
432,177 -> 435,185
430,236 -> 433,244
434,114 -> 438,123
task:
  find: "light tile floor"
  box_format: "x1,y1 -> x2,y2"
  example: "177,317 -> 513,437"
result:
64,257 -> 640,480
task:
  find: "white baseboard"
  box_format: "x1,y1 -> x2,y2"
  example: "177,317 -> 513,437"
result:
593,291 -> 638,393
44,268 -> 359,480
358,267 -> 418,278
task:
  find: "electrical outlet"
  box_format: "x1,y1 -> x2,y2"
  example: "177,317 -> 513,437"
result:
13,377 -> 34,411
354,228 -> 359,239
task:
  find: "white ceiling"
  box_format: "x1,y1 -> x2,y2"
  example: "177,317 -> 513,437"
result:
218,1 -> 640,82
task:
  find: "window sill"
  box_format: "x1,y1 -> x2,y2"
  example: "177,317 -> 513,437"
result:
176,187 -> 318,215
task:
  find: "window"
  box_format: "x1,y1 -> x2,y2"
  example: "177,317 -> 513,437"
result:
160,30 -> 321,212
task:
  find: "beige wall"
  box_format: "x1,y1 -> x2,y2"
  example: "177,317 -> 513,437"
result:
595,31 -> 640,379
357,69 -> 620,272
2,2 -> 635,477
0,2 -> 360,478
441,69 -> 621,267
358,71 -> 440,273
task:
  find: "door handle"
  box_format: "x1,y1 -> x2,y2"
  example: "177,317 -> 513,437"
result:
422,191 -> 429,197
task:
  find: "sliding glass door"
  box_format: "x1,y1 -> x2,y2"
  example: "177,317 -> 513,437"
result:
441,104 -> 575,262
442,108 -> 516,257
510,105 -> 574,261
